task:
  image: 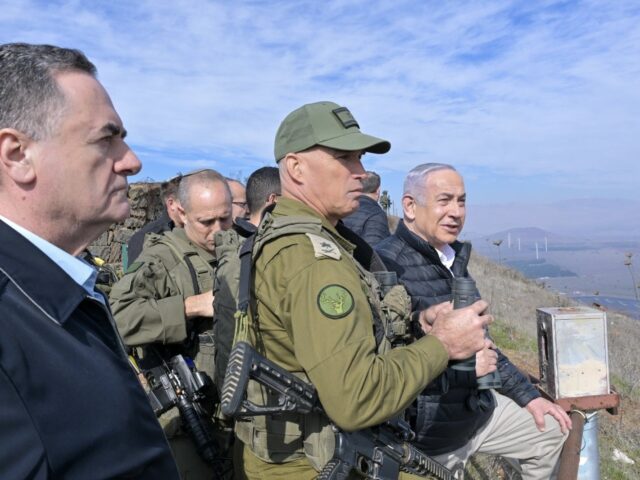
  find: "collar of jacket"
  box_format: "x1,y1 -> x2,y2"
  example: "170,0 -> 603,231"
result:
0,219 -> 92,325
272,197 -> 356,254
233,216 -> 257,238
395,219 -> 465,268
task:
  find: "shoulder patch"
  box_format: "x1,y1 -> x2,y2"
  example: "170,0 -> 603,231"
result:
125,261 -> 144,274
306,233 -> 341,260
317,284 -> 354,319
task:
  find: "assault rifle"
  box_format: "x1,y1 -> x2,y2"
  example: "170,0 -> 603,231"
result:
221,341 -> 463,480
145,355 -> 219,466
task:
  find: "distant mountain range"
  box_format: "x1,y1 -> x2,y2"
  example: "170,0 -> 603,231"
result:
467,226 -> 640,252
463,225 -> 640,301
386,218 -> 638,299
464,197 -> 640,240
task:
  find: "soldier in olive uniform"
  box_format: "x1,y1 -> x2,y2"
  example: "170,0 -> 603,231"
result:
110,169 -> 233,479
236,101 -> 493,479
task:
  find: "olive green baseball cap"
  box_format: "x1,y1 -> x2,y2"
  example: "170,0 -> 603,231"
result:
274,101 -> 391,161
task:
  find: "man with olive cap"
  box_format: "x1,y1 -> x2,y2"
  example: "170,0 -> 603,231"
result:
234,101 -> 492,479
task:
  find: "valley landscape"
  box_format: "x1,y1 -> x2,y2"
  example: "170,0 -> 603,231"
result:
467,227 -> 640,319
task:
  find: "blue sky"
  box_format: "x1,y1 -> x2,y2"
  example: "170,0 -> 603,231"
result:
2,0 -> 639,237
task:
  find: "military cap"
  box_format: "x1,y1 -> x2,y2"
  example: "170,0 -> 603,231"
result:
274,101 -> 391,161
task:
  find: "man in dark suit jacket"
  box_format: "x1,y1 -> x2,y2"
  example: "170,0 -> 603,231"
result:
0,42 -> 178,479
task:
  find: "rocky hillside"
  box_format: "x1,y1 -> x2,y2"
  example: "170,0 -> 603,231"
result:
89,182 -> 163,264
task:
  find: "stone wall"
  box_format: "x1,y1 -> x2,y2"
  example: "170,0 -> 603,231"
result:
89,182 -> 164,264
90,185 -> 398,265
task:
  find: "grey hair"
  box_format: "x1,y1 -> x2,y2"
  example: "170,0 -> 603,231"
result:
403,163 -> 457,203
0,43 -> 97,140
177,169 -> 231,211
361,171 -> 381,194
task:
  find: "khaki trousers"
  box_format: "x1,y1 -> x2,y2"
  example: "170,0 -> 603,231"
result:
431,391 -> 567,480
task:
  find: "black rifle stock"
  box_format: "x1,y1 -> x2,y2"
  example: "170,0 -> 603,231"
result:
221,341 -> 462,480
145,355 -> 218,465
221,340 -> 318,416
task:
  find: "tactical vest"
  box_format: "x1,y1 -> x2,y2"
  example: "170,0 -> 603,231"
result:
137,231 -> 231,478
212,229 -> 244,392
146,231 -> 216,297
233,213 -> 412,471
143,231 -> 217,380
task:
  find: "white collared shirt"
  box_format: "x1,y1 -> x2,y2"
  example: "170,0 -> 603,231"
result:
0,214 -> 104,304
435,243 -> 456,275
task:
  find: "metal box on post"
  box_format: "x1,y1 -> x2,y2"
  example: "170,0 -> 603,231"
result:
537,306 -> 610,399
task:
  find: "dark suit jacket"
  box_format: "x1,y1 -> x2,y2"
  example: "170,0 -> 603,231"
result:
0,219 -> 179,479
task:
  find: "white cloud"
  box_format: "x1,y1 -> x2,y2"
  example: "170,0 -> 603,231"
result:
1,0 -> 638,224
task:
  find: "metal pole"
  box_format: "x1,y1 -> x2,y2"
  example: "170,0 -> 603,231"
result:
557,409 -> 586,480
578,412 -> 600,479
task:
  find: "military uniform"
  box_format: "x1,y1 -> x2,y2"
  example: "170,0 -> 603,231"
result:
111,227 -> 215,351
110,227 -> 220,480
237,197 -> 449,479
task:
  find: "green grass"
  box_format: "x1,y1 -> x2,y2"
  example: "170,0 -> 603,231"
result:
609,373 -> 637,397
599,442 -> 639,479
490,319 -> 537,352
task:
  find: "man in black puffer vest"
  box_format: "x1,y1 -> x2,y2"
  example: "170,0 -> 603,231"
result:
342,170 -> 390,246
376,163 -> 571,479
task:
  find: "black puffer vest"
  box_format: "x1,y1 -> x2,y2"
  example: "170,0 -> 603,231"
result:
376,220 -> 539,454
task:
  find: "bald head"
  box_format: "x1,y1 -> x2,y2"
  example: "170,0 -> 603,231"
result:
178,170 -> 229,210
177,169 -> 232,252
